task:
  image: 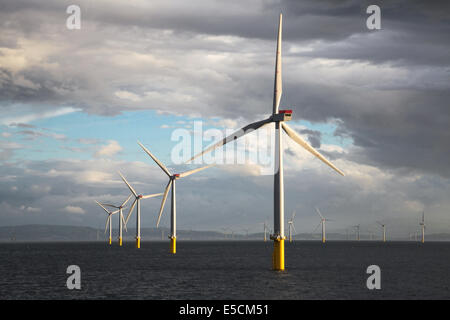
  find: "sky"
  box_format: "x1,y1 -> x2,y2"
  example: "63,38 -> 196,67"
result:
0,0 -> 449,237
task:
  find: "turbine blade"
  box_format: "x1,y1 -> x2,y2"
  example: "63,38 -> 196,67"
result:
137,141 -> 172,177
100,203 -> 120,209
179,164 -> 215,178
125,199 -> 137,225
292,223 -> 296,233
95,201 -> 110,214
315,207 -> 325,219
121,194 -> 133,208
104,215 -> 110,234
141,193 -> 163,199
121,213 -> 128,232
273,13 -> 283,114
156,180 -> 172,227
118,171 -> 138,197
186,118 -> 271,163
282,123 -> 345,176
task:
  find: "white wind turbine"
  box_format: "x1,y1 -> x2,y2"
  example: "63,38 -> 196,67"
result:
118,171 -> 163,248
262,221 -> 268,242
98,195 -> 132,246
287,211 -> 296,243
376,221 -> 386,242
137,141 -> 214,254
314,207 -> 332,243
186,13 -> 344,271
419,211 -> 425,243
95,201 -> 119,245
353,225 -> 360,241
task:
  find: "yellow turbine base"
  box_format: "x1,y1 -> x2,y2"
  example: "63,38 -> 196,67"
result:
108,237 -> 112,245
322,237 -> 326,243
136,237 -> 140,248
272,239 -> 285,271
170,237 -> 176,254
119,237 -> 122,246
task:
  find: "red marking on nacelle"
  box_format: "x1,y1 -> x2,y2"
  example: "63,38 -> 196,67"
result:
138,195 -> 143,199
279,109 -> 292,114
174,174 -> 180,177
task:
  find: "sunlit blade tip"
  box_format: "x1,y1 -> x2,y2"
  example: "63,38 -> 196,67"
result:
137,141 -> 172,177
282,123 -> 345,176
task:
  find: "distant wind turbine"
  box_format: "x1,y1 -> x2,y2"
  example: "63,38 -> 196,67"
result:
287,211 -> 296,243
262,221 -> 268,242
118,171 -> 163,248
95,201 -> 119,245
420,211 -> 426,243
353,225 -> 360,241
99,195 -> 132,246
186,13 -> 344,271
376,221 -> 386,242
314,207 -> 332,243
137,141 -> 213,254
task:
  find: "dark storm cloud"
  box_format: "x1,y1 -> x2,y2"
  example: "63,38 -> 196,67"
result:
299,129 -> 321,148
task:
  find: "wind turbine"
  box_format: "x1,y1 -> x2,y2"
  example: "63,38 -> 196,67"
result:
287,211 -> 296,243
314,207 -> 332,243
376,221 -> 386,242
137,141 -> 213,254
221,227 -> 229,240
118,171 -> 163,248
95,201 -> 119,245
353,225 -> 360,241
186,13 -> 344,271
263,221 -> 268,242
98,195 -> 132,246
420,211 -> 425,243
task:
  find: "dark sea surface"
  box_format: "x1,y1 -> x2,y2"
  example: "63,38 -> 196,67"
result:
0,241 -> 449,300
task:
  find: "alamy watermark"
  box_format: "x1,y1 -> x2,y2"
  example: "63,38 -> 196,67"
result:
366,265 -> 381,290
66,5 -> 81,30
66,265 -> 81,290
366,5 -> 381,30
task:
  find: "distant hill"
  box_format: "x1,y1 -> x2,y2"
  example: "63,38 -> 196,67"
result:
1,225 -> 450,242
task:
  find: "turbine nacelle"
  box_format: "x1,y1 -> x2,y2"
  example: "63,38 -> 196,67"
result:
138,195 -> 143,199
272,109 -> 292,122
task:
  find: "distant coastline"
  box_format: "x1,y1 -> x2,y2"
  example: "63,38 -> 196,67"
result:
1,224 -> 450,242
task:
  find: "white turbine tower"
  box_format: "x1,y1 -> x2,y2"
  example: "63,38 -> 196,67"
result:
315,207 -> 332,243
98,195 -> 132,246
118,171 -> 163,248
137,141 -> 213,254
95,201 -> 119,245
186,13 -> 344,271
353,225 -> 360,241
287,211 -> 296,243
376,221 -> 386,242
420,211 -> 425,243
263,221 -> 268,242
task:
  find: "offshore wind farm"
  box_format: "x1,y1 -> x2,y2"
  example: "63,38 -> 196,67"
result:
1,1 -> 450,302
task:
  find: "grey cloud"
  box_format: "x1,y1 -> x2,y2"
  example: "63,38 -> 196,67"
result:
0,0 -> 449,232
299,129 -> 321,148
